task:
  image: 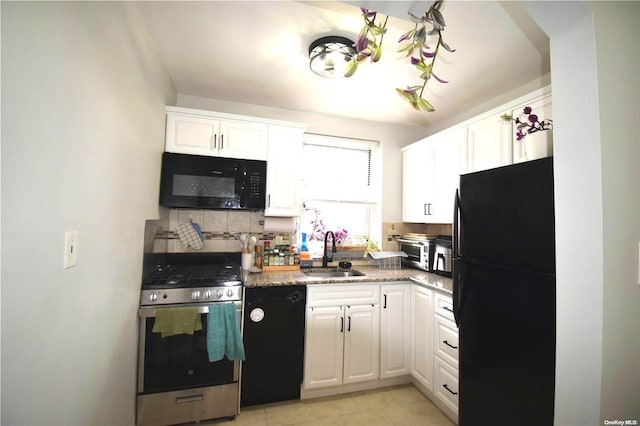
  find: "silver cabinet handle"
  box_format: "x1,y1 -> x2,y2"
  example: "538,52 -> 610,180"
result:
424,203 -> 432,215
213,134 -> 217,150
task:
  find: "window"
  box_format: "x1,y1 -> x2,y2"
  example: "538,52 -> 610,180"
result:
300,133 -> 380,252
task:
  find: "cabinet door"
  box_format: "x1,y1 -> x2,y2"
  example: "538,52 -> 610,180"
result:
466,113 -> 512,173
434,356 -> 459,415
429,129 -> 463,223
343,304 -> 380,385
265,125 -> 303,216
402,140 -> 432,222
165,113 -> 219,156
512,94 -> 553,163
380,284 -> 411,378
434,315 -> 459,368
218,120 -> 268,160
410,284 -> 434,390
303,306 -> 344,389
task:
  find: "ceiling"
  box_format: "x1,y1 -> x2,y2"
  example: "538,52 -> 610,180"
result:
136,1 -> 549,129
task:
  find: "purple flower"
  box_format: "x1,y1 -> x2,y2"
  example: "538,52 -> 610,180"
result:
523,106 -> 532,114
355,35 -> 368,53
528,114 -> 538,123
410,57 -> 420,65
361,8 -> 376,18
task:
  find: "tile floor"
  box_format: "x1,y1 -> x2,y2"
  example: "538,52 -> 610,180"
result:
204,384 -> 455,426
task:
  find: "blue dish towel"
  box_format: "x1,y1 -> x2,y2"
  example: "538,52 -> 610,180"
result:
206,303 -> 245,362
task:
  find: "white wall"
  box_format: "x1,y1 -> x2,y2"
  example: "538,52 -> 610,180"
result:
176,94 -> 429,226
522,1 -> 640,424
1,2 -> 175,425
590,1 -> 640,420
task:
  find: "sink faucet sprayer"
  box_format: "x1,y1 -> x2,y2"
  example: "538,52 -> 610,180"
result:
322,231 -> 337,267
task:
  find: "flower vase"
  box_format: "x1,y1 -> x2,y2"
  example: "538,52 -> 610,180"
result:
523,130 -> 553,161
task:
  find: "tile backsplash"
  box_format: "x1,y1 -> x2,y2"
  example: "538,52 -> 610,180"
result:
151,210 -> 452,255
381,222 -> 452,251
164,209 -> 293,253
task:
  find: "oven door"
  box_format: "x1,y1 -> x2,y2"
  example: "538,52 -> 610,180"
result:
398,240 -> 423,264
159,152 -> 266,210
137,302 -> 242,394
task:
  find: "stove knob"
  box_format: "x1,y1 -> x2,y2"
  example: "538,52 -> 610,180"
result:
191,290 -> 201,300
203,290 -> 212,300
216,289 -> 224,299
149,293 -> 158,303
227,289 -> 234,297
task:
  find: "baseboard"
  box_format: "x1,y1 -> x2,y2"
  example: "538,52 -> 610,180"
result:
300,375 -> 412,400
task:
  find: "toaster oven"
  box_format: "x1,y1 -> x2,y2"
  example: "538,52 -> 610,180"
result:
397,238 -> 434,272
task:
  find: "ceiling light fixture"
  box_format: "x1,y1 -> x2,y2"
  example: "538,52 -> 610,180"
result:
308,36 -> 356,79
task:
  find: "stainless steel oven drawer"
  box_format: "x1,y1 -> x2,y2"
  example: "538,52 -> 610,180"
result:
137,383 -> 239,426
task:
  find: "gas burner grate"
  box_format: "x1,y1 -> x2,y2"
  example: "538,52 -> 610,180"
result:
143,263 -> 242,289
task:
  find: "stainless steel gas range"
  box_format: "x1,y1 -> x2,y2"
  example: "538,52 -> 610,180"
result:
136,252 -> 244,426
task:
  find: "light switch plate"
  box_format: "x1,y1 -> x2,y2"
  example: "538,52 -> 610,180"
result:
64,231 -> 78,269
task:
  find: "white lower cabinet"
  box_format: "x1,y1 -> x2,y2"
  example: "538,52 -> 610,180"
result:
304,284 -> 380,390
410,284 -> 434,390
432,292 -> 459,416
434,356 -> 459,415
380,283 -> 411,378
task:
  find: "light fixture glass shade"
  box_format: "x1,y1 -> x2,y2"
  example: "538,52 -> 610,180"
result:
309,36 -> 355,79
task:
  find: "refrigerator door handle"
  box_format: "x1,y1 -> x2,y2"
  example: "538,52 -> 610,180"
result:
453,189 -> 462,327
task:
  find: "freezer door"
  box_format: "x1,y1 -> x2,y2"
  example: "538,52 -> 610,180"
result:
459,157 -> 555,273
458,260 -> 555,426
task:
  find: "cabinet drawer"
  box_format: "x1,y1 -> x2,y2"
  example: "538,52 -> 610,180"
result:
434,356 -> 459,414
307,284 -> 380,308
434,315 -> 459,367
434,292 -> 455,322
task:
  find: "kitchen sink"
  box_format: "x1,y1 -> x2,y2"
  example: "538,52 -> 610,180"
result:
302,268 -> 366,278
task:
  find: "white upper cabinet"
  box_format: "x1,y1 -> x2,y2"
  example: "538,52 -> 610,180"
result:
402,128 -> 463,224
402,86 -> 552,224
217,120 -> 268,160
265,125 -> 304,217
465,111 -> 512,173
402,140 -> 431,223
165,107 -> 269,160
429,128 -> 464,223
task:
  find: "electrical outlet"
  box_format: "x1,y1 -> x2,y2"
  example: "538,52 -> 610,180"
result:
64,231 -> 78,269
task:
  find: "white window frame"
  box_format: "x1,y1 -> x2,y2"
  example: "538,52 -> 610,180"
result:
300,133 -> 382,249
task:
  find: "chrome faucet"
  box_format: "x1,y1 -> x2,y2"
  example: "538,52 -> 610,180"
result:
322,231 -> 337,267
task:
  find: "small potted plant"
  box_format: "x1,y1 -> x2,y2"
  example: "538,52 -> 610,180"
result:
502,106 -> 553,160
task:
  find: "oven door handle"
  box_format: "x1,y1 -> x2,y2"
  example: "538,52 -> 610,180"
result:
138,301 -> 242,318
396,238 -> 423,246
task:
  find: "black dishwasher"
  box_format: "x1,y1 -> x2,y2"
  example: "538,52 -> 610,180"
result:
241,285 -> 306,407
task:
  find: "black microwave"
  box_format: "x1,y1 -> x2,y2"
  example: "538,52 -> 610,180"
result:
159,152 -> 267,210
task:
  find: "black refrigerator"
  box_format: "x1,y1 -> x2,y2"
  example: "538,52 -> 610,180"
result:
453,157 -> 555,426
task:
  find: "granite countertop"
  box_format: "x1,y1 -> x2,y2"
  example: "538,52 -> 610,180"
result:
243,265 -> 453,295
